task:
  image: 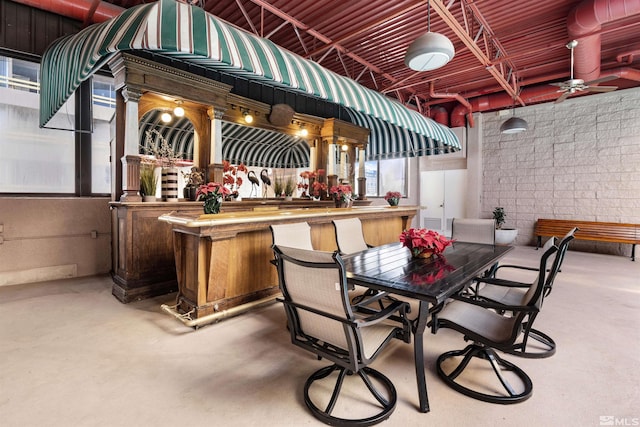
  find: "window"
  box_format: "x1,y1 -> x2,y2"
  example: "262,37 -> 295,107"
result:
0,55 -> 115,195
365,158 -> 407,197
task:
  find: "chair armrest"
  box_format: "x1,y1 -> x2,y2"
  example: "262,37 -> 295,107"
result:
450,293 -> 538,313
474,277 -> 531,288
351,290 -> 392,308
355,300 -> 410,327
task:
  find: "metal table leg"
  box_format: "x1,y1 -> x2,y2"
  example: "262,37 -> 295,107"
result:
413,301 -> 430,413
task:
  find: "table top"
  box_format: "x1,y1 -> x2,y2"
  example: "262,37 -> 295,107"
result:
343,242 -> 513,306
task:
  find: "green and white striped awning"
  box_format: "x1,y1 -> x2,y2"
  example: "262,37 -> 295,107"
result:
346,109 -> 457,160
40,0 -> 460,155
222,121 -> 309,168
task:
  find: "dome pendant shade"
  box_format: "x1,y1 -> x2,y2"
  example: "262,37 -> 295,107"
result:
405,32 -> 455,71
500,116 -> 529,134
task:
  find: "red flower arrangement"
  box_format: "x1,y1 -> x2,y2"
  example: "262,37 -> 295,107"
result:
384,191 -> 401,206
297,171 -> 317,197
330,184 -> 353,203
312,181 -> 327,198
197,182 -> 232,214
399,228 -> 454,258
222,160 -> 247,196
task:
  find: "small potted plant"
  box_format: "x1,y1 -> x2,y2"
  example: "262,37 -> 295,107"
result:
273,176 -> 284,198
330,184 -> 353,208
399,228 -> 454,258
284,176 -> 296,201
384,191 -> 401,206
493,207 -> 518,245
140,162 -> 158,202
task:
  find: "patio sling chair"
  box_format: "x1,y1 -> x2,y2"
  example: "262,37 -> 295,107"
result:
269,222 -> 315,266
332,218 -> 373,255
431,243 -> 558,404
272,245 -> 411,426
471,228 -> 577,358
332,218 -> 387,308
451,218 -> 497,245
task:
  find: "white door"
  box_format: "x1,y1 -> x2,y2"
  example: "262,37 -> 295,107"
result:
420,169 -> 467,237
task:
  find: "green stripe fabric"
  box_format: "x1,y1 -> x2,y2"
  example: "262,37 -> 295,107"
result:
346,109 -> 457,160
39,0 -> 459,154
222,122 -> 309,168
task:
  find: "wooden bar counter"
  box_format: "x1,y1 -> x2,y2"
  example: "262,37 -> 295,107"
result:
158,206 -> 417,326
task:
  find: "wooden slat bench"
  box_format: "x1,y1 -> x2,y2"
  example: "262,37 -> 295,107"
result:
535,218 -> 639,261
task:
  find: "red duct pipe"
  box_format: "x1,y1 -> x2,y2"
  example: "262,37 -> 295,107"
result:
429,82 -> 474,128
567,0 -> 640,82
450,85 -> 564,128
12,0 -> 123,23
429,105 -> 449,127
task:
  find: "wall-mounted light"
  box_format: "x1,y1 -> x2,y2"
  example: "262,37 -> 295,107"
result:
161,111 -> 172,123
243,110 -> 254,124
299,125 -> 308,137
173,100 -> 185,118
341,144 -> 349,151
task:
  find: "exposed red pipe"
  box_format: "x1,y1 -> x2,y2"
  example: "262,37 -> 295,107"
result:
567,0 -> 640,82
449,0 -> 640,128
429,82 -> 474,128
450,85 -> 564,128
11,0 -> 123,23
429,106 -> 449,127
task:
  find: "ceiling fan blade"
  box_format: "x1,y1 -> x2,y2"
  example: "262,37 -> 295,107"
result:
585,75 -> 618,85
587,85 -> 617,93
555,92 -> 570,103
549,82 -> 566,87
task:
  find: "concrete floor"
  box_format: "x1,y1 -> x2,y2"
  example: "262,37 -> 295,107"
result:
1,246 -> 639,427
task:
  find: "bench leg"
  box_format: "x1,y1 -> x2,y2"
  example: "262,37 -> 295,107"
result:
632,244 -> 636,262
536,236 -> 541,249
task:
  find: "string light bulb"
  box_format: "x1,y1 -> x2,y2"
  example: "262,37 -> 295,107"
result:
243,111 -> 254,124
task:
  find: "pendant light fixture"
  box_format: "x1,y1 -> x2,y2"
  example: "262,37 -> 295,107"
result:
500,97 -> 528,134
405,0 -> 455,71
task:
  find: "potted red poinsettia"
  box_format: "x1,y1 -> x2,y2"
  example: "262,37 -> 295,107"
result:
399,228 -> 454,258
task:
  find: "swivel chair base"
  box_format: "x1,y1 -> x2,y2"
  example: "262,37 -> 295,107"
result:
505,327 -> 556,359
304,364 -> 396,426
437,343 -> 533,404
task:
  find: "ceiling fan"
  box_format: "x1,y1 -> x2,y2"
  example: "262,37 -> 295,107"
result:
550,40 -> 617,103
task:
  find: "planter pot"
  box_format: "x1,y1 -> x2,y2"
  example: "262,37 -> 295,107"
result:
495,228 -> 518,245
161,167 -> 179,202
142,195 -> 157,202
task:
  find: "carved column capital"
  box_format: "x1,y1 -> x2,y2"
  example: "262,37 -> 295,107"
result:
122,86 -> 143,103
207,106 -> 225,121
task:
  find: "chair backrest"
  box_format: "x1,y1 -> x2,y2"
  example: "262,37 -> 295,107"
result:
451,218 -> 496,244
270,222 -> 314,250
273,245 -> 362,369
543,227 -> 577,295
332,218 -> 370,255
520,244 -> 559,309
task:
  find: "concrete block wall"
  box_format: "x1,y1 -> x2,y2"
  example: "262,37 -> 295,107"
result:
481,87 -> 640,257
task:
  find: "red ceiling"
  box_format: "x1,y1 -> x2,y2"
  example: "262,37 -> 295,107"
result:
24,0 -> 640,116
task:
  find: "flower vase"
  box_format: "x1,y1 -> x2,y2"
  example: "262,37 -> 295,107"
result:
184,186 -> 198,201
203,197 -> 222,214
387,198 -> 399,207
161,167 -> 179,202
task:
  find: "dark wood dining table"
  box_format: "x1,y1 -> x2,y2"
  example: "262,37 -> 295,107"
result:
342,241 -> 514,413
